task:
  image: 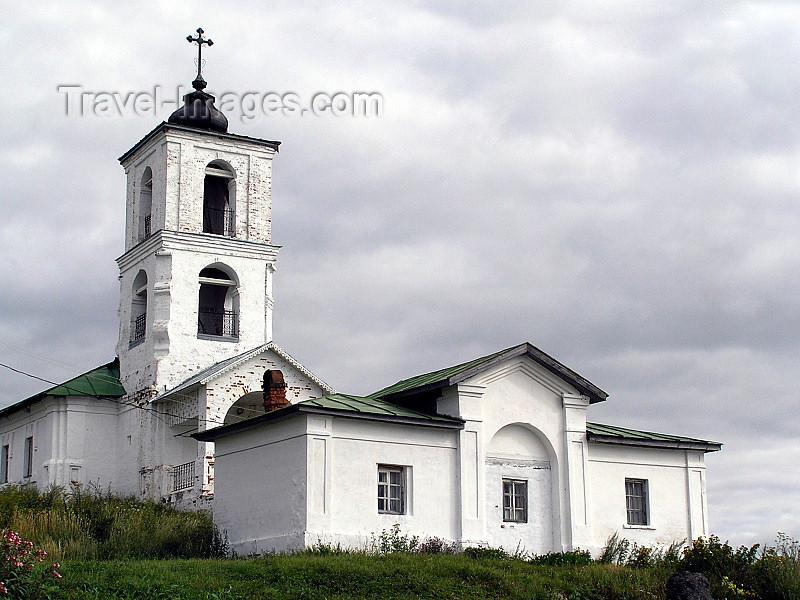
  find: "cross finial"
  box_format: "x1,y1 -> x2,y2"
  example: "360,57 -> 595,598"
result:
186,27 -> 214,90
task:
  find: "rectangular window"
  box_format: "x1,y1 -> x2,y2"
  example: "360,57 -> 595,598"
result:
503,479 -> 528,522
1,445 -> 8,484
377,465 -> 405,514
625,478 -> 649,526
23,437 -> 33,479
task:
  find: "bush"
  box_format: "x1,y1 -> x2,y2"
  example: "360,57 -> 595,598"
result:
366,524 -> 420,554
677,535 -> 759,595
530,550 -> 593,566
0,530 -> 61,600
415,536 -> 460,555
598,533 -> 683,569
463,546 -> 511,560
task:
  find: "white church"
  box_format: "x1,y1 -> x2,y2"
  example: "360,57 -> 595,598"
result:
0,32 -> 720,556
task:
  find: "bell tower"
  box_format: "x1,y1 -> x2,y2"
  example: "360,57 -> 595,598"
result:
116,29 -> 281,398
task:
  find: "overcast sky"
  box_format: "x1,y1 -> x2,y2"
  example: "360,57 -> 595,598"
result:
1,1 -> 798,548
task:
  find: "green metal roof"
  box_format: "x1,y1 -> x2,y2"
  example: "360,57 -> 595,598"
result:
0,359 -> 126,419
299,394 -> 462,423
193,393 -> 463,441
42,359 -> 125,398
586,422 -> 721,452
372,342 -> 608,404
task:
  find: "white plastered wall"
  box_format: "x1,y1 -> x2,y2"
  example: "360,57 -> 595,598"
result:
0,396 -> 118,492
211,416 -> 309,554
211,412 -> 459,555
313,416 -> 459,548
585,442 -> 709,555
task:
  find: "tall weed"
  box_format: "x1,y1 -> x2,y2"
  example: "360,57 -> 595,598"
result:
0,485 -> 226,561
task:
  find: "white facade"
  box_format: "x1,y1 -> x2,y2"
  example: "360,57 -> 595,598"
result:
201,346 -> 720,556
0,396 -> 117,491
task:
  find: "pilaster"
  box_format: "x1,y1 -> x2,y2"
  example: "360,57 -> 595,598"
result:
562,393 -> 590,550
439,384 -> 487,546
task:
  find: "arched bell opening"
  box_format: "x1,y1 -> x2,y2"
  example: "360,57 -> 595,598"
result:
138,167 -> 153,242
197,264 -> 239,339
129,269 -> 148,347
202,161 -> 236,237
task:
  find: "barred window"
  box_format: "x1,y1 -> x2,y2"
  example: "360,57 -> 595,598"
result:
502,479 -> 527,523
377,465 -> 405,514
625,478 -> 649,526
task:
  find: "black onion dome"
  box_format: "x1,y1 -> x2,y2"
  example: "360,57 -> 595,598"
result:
168,77 -> 228,133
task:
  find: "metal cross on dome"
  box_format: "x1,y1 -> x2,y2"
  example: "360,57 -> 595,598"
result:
186,28 -> 214,90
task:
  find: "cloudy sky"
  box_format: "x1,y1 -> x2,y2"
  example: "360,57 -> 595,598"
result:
1,1 -> 798,547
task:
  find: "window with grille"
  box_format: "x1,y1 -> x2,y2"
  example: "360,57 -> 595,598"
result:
377,465 -> 405,514
502,479 -> 528,522
625,478 -> 649,526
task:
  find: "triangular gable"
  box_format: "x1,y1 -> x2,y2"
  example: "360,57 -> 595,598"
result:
0,358 -> 126,418
372,342 -> 608,404
157,342 -> 335,401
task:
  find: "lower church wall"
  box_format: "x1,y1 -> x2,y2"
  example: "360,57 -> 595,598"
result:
585,443 -> 707,555
322,418 -> 460,544
0,396 -> 119,492
211,417 -> 309,554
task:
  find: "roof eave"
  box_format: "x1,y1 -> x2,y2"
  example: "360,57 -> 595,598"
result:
192,402 -> 464,442
298,405 -> 464,429
587,433 -> 722,453
118,122 -> 281,164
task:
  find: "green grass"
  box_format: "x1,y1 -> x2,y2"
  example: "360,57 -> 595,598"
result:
0,485 -> 225,561
1,487 -> 798,599
49,554 -> 667,600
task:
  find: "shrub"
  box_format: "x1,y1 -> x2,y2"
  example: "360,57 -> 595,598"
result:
415,536 -> 460,555
598,532 -> 630,565
530,549 -> 593,566
463,546 -> 511,560
0,530 -> 61,600
369,524 -> 420,554
747,534 -> 800,600
677,534 -> 759,594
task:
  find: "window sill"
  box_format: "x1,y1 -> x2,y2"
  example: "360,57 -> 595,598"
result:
623,524 -> 655,530
129,338 -> 145,349
197,334 -> 239,343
